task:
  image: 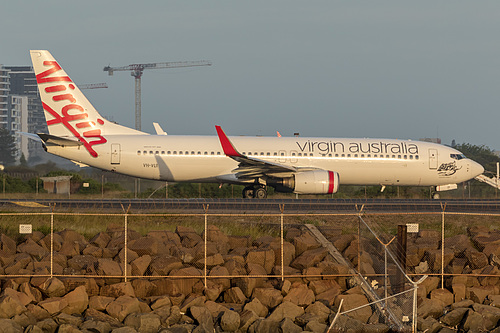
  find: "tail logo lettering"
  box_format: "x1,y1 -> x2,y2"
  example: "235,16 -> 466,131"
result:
37,61 -> 107,157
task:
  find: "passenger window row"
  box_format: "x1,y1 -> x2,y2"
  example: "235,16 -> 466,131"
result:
136,150 -> 419,160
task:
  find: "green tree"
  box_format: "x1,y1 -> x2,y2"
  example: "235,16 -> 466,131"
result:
0,128 -> 16,166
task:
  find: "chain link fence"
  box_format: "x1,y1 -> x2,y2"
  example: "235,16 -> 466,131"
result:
0,203 -> 499,332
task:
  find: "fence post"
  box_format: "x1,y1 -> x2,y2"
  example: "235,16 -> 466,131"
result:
441,202 -> 446,289
50,203 -> 55,278
203,204 -> 209,289
280,204 -> 285,282
121,204 -> 131,283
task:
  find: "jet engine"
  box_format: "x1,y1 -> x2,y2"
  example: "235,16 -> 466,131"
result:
270,170 -> 339,194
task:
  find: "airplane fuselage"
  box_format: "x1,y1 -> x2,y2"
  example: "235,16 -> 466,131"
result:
46,134 -> 481,187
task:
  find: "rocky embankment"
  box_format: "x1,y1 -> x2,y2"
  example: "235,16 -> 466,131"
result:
0,223 -> 498,332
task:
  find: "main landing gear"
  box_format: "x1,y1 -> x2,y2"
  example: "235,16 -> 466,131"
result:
242,185 -> 268,199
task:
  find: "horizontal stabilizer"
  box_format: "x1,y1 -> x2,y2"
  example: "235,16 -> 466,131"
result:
18,132 -> 42,142
38,133 -> 83,146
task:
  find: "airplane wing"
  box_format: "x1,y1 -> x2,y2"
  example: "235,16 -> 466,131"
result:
215,126 -> 297,179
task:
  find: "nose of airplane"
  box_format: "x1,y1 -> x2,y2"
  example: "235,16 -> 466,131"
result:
470,160 -> 484,177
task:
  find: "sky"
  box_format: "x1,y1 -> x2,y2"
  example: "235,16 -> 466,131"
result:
2,1 -> 500,149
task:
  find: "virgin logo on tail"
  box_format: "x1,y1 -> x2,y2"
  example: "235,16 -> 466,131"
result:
37,61 -> 107,158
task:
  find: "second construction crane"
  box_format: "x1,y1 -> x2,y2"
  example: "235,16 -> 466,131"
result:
104,60 -> 211,131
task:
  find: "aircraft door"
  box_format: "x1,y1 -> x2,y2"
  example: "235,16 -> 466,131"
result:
111,144 -> 121,165
429,149 -> 438,170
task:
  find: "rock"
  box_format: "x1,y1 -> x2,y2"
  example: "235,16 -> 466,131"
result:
89,232 -> 111,248
335,294 -> 372,323
89,296 -> 115,311
252,288 -> 283,309
61,285 -> 88,314
0,295 -> 27,319
451,299 -> 474,310
176,226 -> 203,247
149,256 -> 183,275
101,282 -> 135,298
305,301 -> 331,323
2,288 -> 32,307
38,277 -> 66,298
246,249 -> 275,274
189,306 -> 214,330
180,294 -> 206,313
131,279 -> 155,299
417,298 -> 445,319
196,253 -> 224,267
283,283 -> 315,307
54,312 -> 83,327
96,258 -> 124,279
267,300 -> 304,322
19,282 -> 43,303
80,318 -> 113,332
331,314 -> 365,333
26,304 -> 50,321
38,297 -> 68,316
472,303 -> 500,331
468,286 -> 493,304
111,328 -> 137,333
169,267 -> 203,295
0,318 -> 23,333
130,255 -> 151,276
305,319 -> 328,332
419,276 -> 440,297
243,297 -> 268,318
164,305 -> 182,327
269,240 -> 295,267
203,281 -> 223,302
251,318 -> 280,333
124,313 -> 161,333
67,255 -> 98,274
208,265 -> 231,291
316,287 -> 342,306
17,239 -> 48,259
293,232 -> 320,256
239,309 -> 259,332
224,287 -> 247,304
291,247 -> 328,270
279,317 -> 302,333
453,283 -> 466,303
429,288 -> 453,307
220,310 -> 240,332
464,248 -> 488,270
106,296 -> 141,322
0,235 -> 17,255
440,307 -> 468,326
128,237 -> 158,256
463,309 -> 486,332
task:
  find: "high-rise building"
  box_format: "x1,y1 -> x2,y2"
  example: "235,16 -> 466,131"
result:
3,66 -> 47,162
0,66 -> 9,129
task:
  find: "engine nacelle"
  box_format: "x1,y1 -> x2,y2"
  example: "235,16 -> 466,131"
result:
272,170 -> 339,194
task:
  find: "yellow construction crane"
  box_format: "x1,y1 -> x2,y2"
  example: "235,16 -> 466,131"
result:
104,60 -> 212,131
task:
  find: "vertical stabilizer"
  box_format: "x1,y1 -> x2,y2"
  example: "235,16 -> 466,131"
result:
30,50 -> 144,156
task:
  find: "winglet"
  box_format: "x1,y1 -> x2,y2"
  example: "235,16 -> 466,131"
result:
215,126 -> 242,157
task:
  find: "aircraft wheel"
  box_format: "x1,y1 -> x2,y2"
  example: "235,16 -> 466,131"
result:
242,186 -> 254,199
433,193 -> 440,200
254,187 -> 267,199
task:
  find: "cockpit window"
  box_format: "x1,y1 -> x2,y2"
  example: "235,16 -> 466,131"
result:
450,153 -> 466,160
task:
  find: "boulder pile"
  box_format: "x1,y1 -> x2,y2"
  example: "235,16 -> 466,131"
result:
0,223 -> 497,332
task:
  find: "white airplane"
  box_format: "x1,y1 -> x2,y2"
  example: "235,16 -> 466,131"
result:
29,50 -> 484,199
